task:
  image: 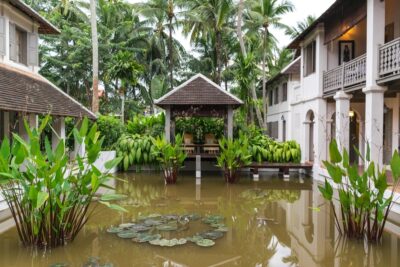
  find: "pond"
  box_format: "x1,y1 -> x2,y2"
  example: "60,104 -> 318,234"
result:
0,172 -> 399,267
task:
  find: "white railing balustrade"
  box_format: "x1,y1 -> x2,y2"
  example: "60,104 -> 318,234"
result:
379,37 -> 400,78
323,54 -> 366,94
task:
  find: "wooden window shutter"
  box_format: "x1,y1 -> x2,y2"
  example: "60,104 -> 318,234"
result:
0,17 -> 5,56
27,33 -> 38,66
9,23 -> 17,61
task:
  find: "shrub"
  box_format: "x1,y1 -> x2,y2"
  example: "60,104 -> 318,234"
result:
116,134 -> 158,171
0,117 -> 125,248
176,118 -> 224,143
217,135 -> 252,183
97,115 -> 125,150
126,113 -> 165,137
152,135 -> 187,184
318,139 -> 400,242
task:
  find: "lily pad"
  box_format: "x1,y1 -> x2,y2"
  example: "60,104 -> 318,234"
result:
130,224 -> 151,232
117,230 -> 138,239
210,223 -> 225,228
202,215 -> 224,224
200,230 -> 224,240
196,239 -> 215,247
163,214 -> 179,220
215,227 -> 229,232
132,233 -> 161,243
186,235 -> 204,243
181,213 -> 201,221
119,223 -> 135,229
156,222 -> 178,231
106,226 -> 123,234
144,218 -> 164,226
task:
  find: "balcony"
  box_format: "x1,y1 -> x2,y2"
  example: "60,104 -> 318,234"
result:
378,37 -> 400,83
323,54 -> 366,95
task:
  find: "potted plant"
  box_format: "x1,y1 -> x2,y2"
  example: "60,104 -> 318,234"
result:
0,117 -> 125,248
217,136 -> 252,183
153,134 -> 187,184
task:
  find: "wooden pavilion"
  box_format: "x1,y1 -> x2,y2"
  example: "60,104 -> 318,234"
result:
154,74 -> 243,143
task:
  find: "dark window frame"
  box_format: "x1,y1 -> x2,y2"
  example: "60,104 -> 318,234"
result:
304,40 -> 316,76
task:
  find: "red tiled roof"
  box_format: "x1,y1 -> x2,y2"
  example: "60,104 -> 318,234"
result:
0,64 -> 96,119
155,74 -> 243,107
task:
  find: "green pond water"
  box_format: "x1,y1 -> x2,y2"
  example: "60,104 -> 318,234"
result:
0,172 -> 399,267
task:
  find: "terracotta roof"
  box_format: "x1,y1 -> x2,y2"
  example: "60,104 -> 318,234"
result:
0,64 -> 96,119
8,0 -> 60,34
155,74 -> 243,108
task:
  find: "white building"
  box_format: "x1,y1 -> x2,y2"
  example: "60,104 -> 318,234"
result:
0,0 -> 96,212
267,0 -> 400,173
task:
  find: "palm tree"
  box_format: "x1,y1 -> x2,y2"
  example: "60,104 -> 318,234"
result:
182,0 -> 233,85
90,0 -> 99,113
138,0 -> 178,91
246,0 -> 294,130
285,15 -> 316,39
236,0 -> 264,127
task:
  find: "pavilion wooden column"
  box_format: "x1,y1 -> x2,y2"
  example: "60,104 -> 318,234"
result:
52,117 -> 66,150
227,106 -> 233,140
165,106 -> 171,142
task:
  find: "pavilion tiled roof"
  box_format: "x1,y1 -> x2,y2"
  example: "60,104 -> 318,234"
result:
155,74 -> 243,108
0,64 -> 96,119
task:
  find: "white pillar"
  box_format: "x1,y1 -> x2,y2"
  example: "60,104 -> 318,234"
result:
392,94 -> 400,154
52,117 -> 66,150
315,99 -> 328,163
19,113 -> 38,141
334,91 -> 351,153
3,111 -> 9,140
363,0 -> 386,167
227,106 -> 233,140
165,106 -> 171,143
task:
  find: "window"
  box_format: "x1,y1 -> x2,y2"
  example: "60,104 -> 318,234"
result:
269,90 -> 273,106
304,41 -> 316,76
9,24 -> 28,65
274,87 -> 279,105
282,82 -> 288,102
269,121 -> 279,139
16,28 -> 27,65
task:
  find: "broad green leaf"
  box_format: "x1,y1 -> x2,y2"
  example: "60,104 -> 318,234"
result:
100,193 -> 126,201
39,115 -> 51,133
323,161 -> 342,183
318,179 -> 333,201
390,150 -> 400,181
99,201 -> 127,213
329,140 -> 342,163
36,191 -> 49,209
342,149 -> 349,169
73,128 -> 83,144
0,137 -> 10,160
79,117 -> 89,137
104,157 -> 122,170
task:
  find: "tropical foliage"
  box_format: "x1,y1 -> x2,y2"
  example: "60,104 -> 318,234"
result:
217,136 -> 252,183
152,135 -> 187,184
116,134 -> 158,171
0,117 -> 124,248
318,140 -> 400,242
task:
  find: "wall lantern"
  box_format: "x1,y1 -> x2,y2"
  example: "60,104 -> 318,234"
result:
349,110 -> 355,117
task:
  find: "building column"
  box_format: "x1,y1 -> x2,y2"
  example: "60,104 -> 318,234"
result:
52,117 -> 66,150
165,106 -> 171,143
19,113 -> 38,141
3,112 -> 9,140
334,91 -> 351,153
364,0 -> 386,166
227,106 -> 233,140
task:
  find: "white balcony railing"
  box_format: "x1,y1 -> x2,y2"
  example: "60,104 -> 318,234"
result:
323,54 -> 367,94
379,37 -> 400,79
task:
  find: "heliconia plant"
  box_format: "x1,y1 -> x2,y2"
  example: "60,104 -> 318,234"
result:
318,139 -> 400,242
152,134 -> 187,184
0,116 -> 125,248
217,135 -> 252,184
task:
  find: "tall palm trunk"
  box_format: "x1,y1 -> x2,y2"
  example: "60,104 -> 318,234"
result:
215,30 -> 222,85
262,26 -> 268,130
168,15 -> 173,90
90,0 -> 99,113
237,0 -> 264,127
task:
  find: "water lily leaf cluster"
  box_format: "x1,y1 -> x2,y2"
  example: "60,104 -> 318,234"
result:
107,213 -> 227,248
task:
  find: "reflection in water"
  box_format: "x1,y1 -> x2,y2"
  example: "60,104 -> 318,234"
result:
0,172 -> 399,266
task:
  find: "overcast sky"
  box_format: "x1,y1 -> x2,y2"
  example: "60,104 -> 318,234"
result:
126,0 -> 336,50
